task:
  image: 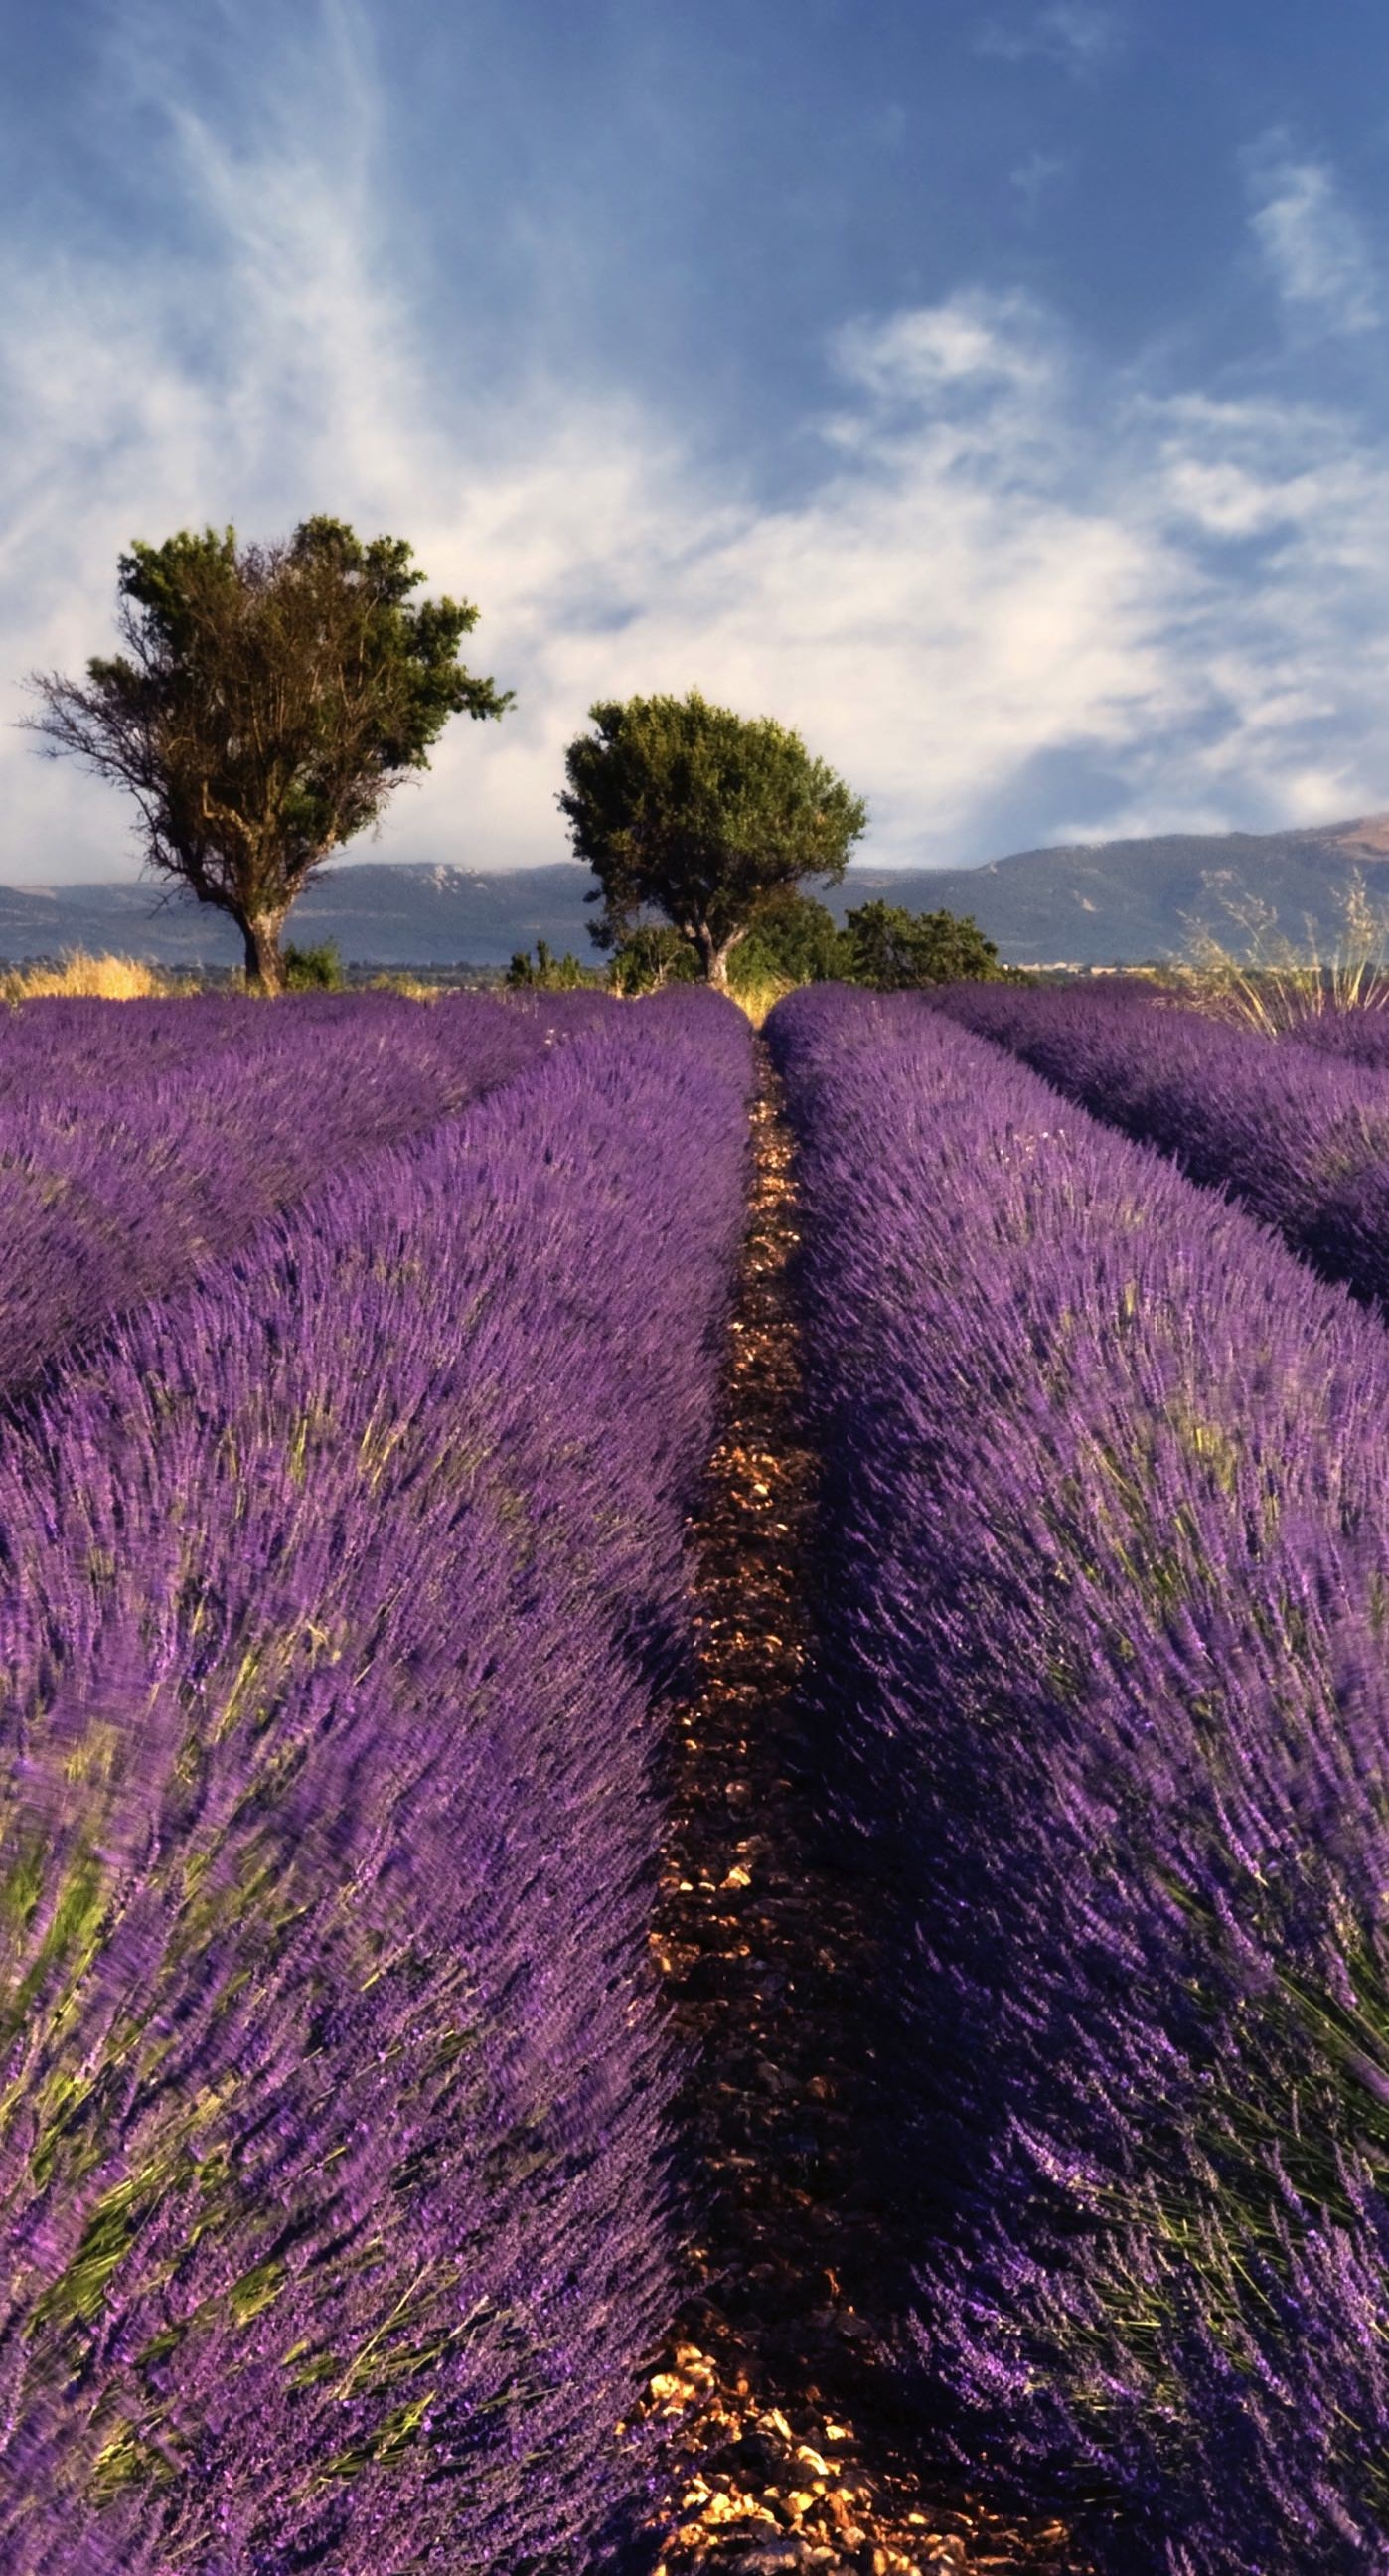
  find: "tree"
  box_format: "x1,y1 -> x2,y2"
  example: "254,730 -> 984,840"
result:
504,938 -> 602,991
281,939 -> 346,991
607,899 -> 842,998
840,899 -> 1009,989
729,889 -> 844,990
560,689 -> 866,989
606,925 -> 698,995
26,519 -> 512,992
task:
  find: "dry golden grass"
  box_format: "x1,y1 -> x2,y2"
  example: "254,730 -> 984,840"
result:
1175,872 -> 1389,1034
0,951 -> 192,1004
362,972 -> 444,1000
728,971 -> 798,1027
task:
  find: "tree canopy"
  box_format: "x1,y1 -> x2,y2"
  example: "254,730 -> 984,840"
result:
730,890 -> 845,989
839,899 -> 1008,989
26,518 -> 512,991
560,688 -> 866,987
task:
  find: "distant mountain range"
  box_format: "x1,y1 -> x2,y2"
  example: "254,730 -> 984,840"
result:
5,813 -> 1389,969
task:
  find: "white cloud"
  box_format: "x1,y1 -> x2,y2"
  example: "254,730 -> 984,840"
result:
831,291 -> 1054,402
1246,143 -> 1380,334
975,5 -> 1120,74
7,8 -> 1389,891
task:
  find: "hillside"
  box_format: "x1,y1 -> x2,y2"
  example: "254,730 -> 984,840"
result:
5,814 -> 1389,968
878,812 -> 1389,966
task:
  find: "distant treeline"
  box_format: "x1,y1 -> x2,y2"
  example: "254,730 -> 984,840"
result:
507,891 -> 1016,996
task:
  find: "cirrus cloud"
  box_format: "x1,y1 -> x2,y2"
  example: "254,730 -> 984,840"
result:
4,8 -> 1389,886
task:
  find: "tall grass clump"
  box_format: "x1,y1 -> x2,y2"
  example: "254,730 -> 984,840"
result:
728,969 -> 797,1026
0,951 -> 184,1003
0,992 -> 752,2571
771,983 -> 1389,2575
1172,873 -> 1389,1034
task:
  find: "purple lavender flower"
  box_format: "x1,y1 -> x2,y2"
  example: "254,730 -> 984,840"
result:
0,989 -> 750,2573
771,983 -> 1389,2575
936,979 -> 1389,1313
0,991 -> 581,1395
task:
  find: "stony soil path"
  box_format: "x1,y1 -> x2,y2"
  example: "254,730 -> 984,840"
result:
635,1050 -> 1082,2575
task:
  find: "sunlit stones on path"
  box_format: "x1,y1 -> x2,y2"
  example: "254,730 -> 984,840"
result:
635,1049 -> 1074,2576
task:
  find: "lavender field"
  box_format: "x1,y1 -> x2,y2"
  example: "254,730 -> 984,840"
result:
0,989 -> 751,2574
5,981 -> 1389,2574
772,986 -> 1389,2576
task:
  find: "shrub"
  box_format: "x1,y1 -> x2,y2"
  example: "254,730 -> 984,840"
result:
839,898 -> 1010,988
505,938 -> 605,992
0,994 -> 752,2570
772,983 -> 1389,2574
280,938 -> 345,990
0,992 -> 551,1393
938,980 -> 1389,1312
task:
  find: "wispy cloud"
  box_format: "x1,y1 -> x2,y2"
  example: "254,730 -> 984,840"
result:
1010,150 -> 1069,219
5,6 -> 1389,887
830,291 -> 1054,404
1245,139 -> 1379,334
975,4 -> 1121,75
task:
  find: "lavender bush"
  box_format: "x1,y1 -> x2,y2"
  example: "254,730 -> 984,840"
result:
771,983 -> 1389,2575
1283,1001 -> 1389,1070
0,996 -> 257,1107
0,992 -> 569,1394
0,990 -> 750,2573
937,980 -> 1389,1311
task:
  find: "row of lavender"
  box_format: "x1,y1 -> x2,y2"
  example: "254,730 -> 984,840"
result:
0,990 -> 619,1116
0,995 -> 265,1106
1289,1003 -> 1389,1069
770,985 -> 1389,2576
0,990 -> 612,1396
935,980 -> 1389,1312
0,993 -> 751,2573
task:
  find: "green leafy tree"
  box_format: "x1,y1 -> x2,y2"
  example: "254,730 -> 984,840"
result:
728,890 -> 844,991
281,939 -> 346,991
560,688 -> 866,988
840,899 -> 1008,989
606,925 -> 698,995
505,938 -> 601,991
26,518 -> 512,993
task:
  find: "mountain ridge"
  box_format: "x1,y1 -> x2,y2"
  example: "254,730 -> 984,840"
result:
3,813 -> 1388,969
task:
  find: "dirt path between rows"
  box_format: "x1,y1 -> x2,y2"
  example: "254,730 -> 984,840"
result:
636,1046 -> 1080,2575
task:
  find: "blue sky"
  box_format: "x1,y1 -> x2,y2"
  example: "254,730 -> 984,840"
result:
6,0 -> 1389,882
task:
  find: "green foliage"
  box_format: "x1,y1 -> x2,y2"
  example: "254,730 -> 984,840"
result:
839,899 -> 1009,990
27,518 -> 512,992
599,885 -> 1020,999
281,941 -> 345,992
560,688 -> 866,985
727,891 -> 844,991
505,940 -> 603,992
606,926 -> 700,995
607,898 -> 842,1000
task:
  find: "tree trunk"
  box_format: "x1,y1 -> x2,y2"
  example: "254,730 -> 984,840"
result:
693,923 -> 745,989
240,911 -> 287,995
